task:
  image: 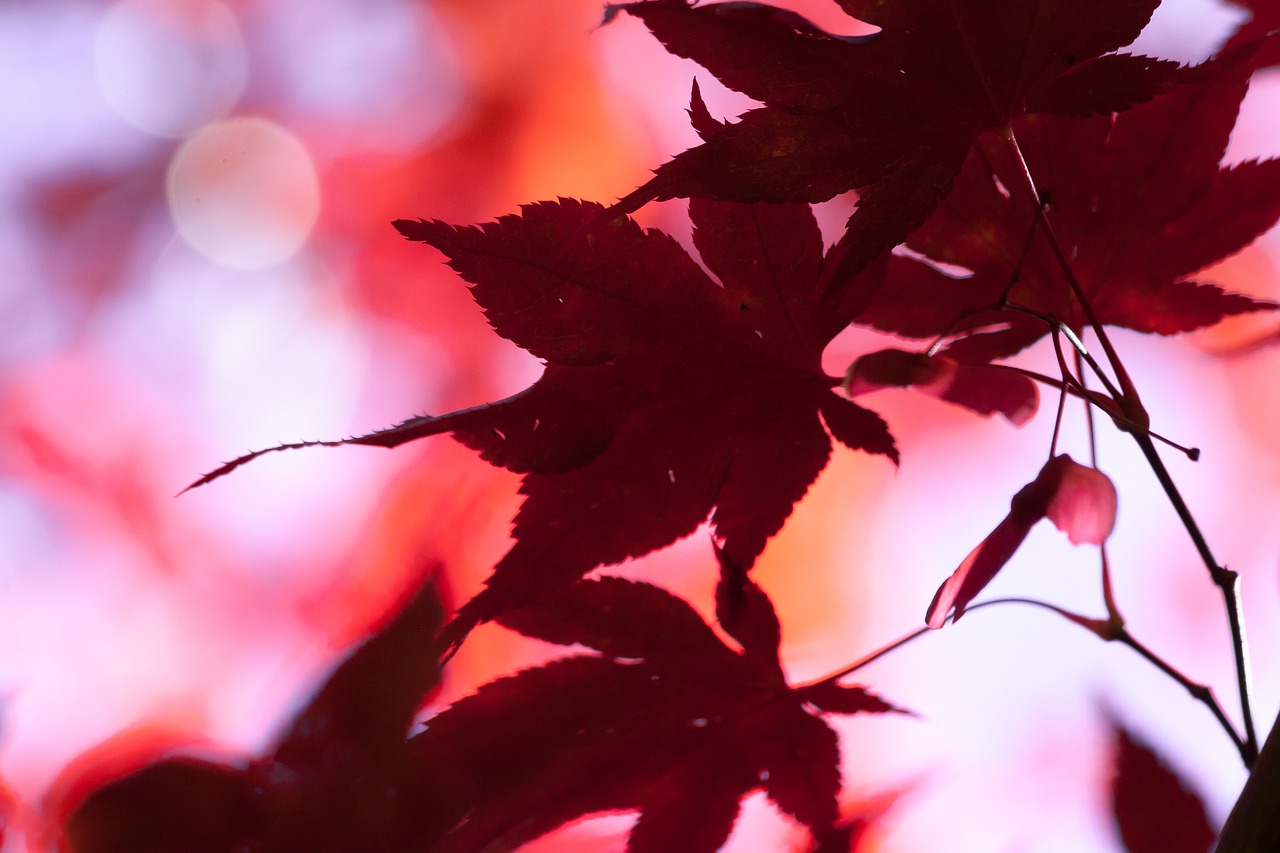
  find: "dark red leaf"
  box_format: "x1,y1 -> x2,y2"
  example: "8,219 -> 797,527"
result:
62,581 -> 446,853
189,199 -> 896,647
1111,720 -> 1216,853
797,682 -> 906,717
262,578 -> 443,851
818,392 -> 900,466
687,77 -> 726,139
1223,4 -> 1280,68
757,705 -> 843,830
405,577 -> 900,851
607,0 -> 1180,279
272,576 -> 443,768
628,746 -> 758,853
862,42 -> 1280,360
499,575 -> 730,663
62,759 -> 262,853
713,542 -> 782,663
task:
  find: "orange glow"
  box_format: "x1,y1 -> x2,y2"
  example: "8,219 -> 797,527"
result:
4,1 -> 1279,851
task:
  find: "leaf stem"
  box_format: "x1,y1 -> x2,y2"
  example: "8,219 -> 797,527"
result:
1000,298 -> 1126,406
797,624 -> 933,688
981,364 -> 1197,460
1047,324 -> 1073,458
1079,354 -> 1125,629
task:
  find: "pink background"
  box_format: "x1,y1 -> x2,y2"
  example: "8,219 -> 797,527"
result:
1,1 -> 1278,850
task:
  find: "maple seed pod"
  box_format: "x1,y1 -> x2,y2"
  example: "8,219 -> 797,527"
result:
926,454 -> 1117,628
844,349 -> 954,395
1043,456 -> 1118,546
845,348 -> 1038,425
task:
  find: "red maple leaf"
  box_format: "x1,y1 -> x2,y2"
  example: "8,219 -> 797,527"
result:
1224,2 -> 1280,68
60,759 -> 262,853
189,198 -> 896,647
400,576 -> 903,852
860,41 -> 1280,362
1110,718 -> 1216,853
62,579 -> 444,853
606,0 -> 1181,280
258,578 -> 444,852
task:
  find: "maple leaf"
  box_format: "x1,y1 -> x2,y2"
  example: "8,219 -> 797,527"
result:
1110,719 -> 1216,853
401,576 -> 903,852
926,454 -> 1117,629
605,0 -> 1181,281
1224,2 -> 1280,68
62,758 -> 262,853
861,41 -> 1280,362
62,579 -> 444,853
258,578 -> 443,852
189,198 -> 896,647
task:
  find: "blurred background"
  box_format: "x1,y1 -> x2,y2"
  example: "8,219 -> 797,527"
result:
2,0 -> 1279,850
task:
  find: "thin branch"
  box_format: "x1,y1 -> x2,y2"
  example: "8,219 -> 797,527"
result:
799,596 -> 1247,762
999,193 -> 1045,303
796,625 -> 934,689
1002,130 -> 1143,413
1132,432 -> 1258,765
1046,324 -> 1075,458
1117,629 -> 1247,762
1001,298 -> 1126,404
1079,353 -> 1124,629
1001,128 -> 1257,766
979,358 -> 1199,460
1048,346 -> 1069,458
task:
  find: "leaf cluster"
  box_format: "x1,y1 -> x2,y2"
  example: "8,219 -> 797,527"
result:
79,0 -> 1280,849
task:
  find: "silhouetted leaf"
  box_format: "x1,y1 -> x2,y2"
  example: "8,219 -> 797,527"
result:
403,577 -> 901,852
190,199 -> 897,649
607,0 -> 1179,280
862,41 -> 1279,361
63,579 -> 445,853
1111,720 -> 1216,853
62,759 -> 261,853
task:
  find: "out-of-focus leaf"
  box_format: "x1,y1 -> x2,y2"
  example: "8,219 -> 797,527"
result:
62,578 -> 445,853
402,577 -> 902,852
62,759 -> 261,853
1111,719 -> 1216,853
261,577 -> 443,851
